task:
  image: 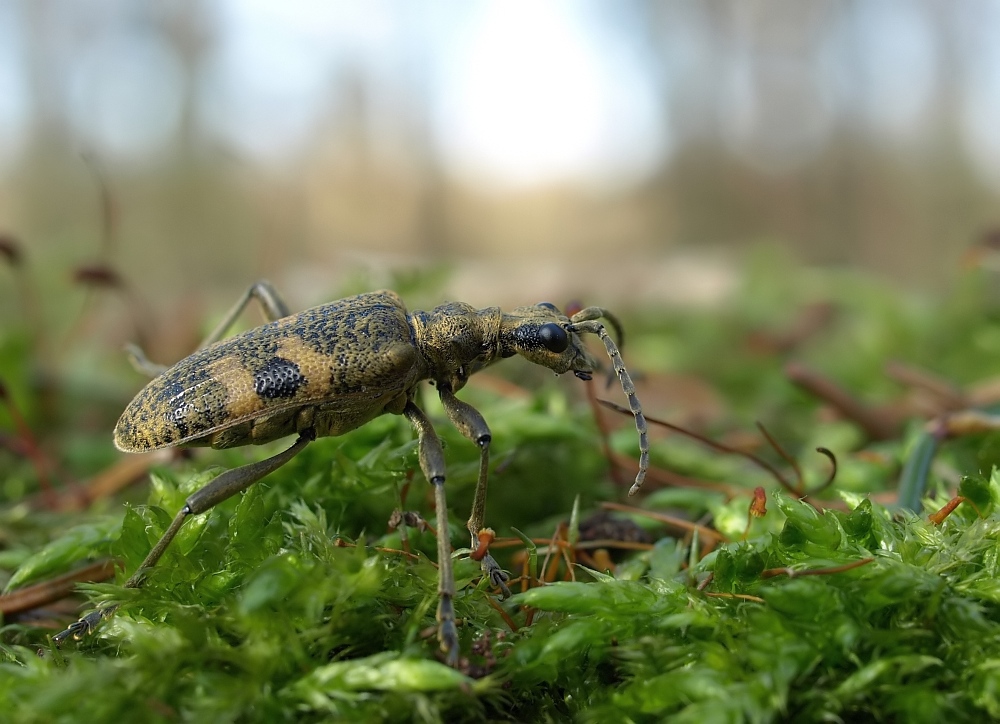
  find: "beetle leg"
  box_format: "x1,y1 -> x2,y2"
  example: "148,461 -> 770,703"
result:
183,428 -> 314,513
121,281 -> 292,378
124,341 -> 169,377
52,430 -> 313,646
199,280 -> 291,350
437,388 -> 511,599
402,402 -> 460,667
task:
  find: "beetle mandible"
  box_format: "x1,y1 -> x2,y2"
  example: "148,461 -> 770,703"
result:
53,281 -> 649,665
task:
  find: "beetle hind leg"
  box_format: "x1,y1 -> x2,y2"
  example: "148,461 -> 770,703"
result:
52,430 -> 313,647
124,341 -> 169,377
199,280 -> 291,350
120,280 -> 292,378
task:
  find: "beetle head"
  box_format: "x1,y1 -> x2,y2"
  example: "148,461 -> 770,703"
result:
500,301 -> 649,496
499,302 -> 599,377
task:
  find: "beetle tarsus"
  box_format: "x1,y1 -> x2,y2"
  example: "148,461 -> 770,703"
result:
437,595 -> 460,667
480,554 -> 511,599
53,605 -> 117,646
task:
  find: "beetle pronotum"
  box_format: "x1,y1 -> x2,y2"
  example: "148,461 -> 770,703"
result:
54,281 -> 648,665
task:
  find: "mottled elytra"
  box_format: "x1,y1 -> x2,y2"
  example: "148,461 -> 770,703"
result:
53,281 -> 649,665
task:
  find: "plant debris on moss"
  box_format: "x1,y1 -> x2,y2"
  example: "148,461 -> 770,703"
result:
5,254 -> 1000,721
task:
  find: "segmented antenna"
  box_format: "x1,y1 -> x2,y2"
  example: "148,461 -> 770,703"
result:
569,309 -> 649,495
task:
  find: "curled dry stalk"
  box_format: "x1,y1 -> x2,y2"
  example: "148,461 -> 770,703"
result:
598,400 -> 839,509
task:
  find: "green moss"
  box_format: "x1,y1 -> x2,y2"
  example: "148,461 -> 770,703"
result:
6,262 -> 1000,721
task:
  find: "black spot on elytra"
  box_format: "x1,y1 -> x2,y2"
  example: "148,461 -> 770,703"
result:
254,357 -> 305,399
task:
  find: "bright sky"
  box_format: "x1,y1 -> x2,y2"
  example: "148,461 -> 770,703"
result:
429,0 -> 664,188
203,0 -> 665,188
2,1 -> 1000,190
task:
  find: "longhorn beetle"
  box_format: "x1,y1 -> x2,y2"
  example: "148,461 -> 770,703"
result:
53,281 -> 649,665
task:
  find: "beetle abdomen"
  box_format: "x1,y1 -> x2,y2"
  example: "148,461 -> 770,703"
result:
113,353 -> 258,452
253,357 -> 304,399
114,291 -> 424,453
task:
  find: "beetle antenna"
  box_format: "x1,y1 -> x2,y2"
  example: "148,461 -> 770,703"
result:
598,308 -> 625,350
595,309 -> 625,390
568,314 -> 648,495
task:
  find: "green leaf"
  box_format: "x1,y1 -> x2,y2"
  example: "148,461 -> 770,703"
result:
835,655 -> 942,701
774,493 -> 843,549
290,652 -> 477,694
238,553 -> 304,614
5,520 -> 118,591
959,474 -> 994,517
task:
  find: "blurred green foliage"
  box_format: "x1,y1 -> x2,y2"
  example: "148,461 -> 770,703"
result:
4,255 -> 1000,721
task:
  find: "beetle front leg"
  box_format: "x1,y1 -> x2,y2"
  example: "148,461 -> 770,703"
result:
402,402 -> 460,667
53,430 -> 313,646
437,388 -> 511,598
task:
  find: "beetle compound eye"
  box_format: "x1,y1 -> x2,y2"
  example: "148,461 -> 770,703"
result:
538,323 -> 569,353
537,302 -> 560,312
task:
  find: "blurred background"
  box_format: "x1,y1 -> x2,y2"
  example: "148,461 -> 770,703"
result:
2,0 -> 999,318
4,0 -> 1000,596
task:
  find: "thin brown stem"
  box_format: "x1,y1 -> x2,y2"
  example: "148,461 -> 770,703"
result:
599,400 -> 796,494
760,557 -> 874,579
0,560 -> 117,616
600,501 -> 729,543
